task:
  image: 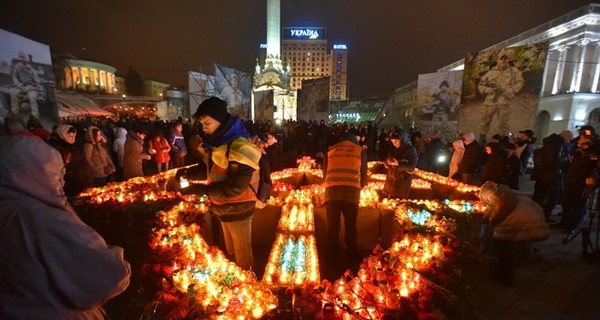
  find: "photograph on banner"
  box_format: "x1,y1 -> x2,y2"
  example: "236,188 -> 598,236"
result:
214,64 -> 251,120
297,77 -> 330,123
458,42 -> 549,142
188,71 -> 215,116
416,71 -> 463,142
253,89 -> 274,122
0,29 -> 58,126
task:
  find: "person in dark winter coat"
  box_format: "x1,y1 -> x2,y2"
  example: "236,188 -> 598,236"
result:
265,132 -> 280,171
123,124 -> 151,180
168,122 -> 187,168
177,97 -> 261,270
383,130 -> 418,198
458,131 -> 482,185
480,136 -> 507,185
84,126 -> 115,187
554,131 -> 599,234
501,141 -> 522,190
516,129 -> 537,185
531,133 -> 566,221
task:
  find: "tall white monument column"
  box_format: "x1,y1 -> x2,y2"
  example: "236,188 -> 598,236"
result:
267,0 -> 280,58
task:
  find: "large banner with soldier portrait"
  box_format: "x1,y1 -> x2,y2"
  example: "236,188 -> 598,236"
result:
0,29 -> 58,126
188,71 -> 215,116
416,71 -> 463,142
253,89 -> 274,122
214,64 -> 251,120
297,77 -> 330,123
458,42 -> 549,142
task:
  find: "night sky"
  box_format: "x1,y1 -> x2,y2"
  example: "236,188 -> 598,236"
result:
0,0 -> 593,97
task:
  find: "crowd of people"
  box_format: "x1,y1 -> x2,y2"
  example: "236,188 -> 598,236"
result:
2,112 -> 598,240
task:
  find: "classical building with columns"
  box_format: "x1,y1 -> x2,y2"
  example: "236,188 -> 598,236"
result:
437,3 -> 600,139
379,3 -> 600,139
54,55 -> 118,95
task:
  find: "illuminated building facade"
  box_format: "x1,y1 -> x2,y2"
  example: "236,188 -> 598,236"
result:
56,57 -> 117,94
274,27 -> 349,101
281,27 -> 329,91
254,0 -> 349,122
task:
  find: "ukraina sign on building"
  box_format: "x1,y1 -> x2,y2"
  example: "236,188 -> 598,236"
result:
283,27 -> 328,40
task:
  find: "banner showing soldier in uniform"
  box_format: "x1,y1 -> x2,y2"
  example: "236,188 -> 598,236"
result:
298,77 -> 330,122
459,42 -> 549,142
253,89 -> 274,121
214,64 -> 251,120
188,71 -> 215,116
416,71 -> 463,141
0,29 -> 58,126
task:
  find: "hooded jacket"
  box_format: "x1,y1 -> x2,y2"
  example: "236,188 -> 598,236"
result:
479,181 -> 550,242
83,126 -> 115,178
383,130 -> 418,198
0,135 -> 130,319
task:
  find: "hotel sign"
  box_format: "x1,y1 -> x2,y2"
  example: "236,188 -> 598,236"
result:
283,27 -> 328,40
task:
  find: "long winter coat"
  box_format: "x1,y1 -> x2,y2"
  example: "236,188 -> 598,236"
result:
480,141 -> 507,185
479,181 -> 550,242
83,126 -> 115,179
123,131 -> 150,179
383,132 -> 418,198
458,132 -> 482,175
0,135 -> 130,319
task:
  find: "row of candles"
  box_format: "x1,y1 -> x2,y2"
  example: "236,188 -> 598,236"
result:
149,201 -> 279,319
318,232 -> 448,319
264,190 -> 321,287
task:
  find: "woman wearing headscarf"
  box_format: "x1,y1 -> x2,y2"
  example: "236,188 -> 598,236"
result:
49,124 -> 82,196
49,125 -> 77,164
84,126 -> 115,186
123,124 -> 151,179
0,135 -> 130,318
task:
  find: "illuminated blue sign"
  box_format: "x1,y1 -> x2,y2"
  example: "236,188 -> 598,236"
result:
333,44 -> 348,50
283,27 -> 328,40
259,43 -> 267,49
